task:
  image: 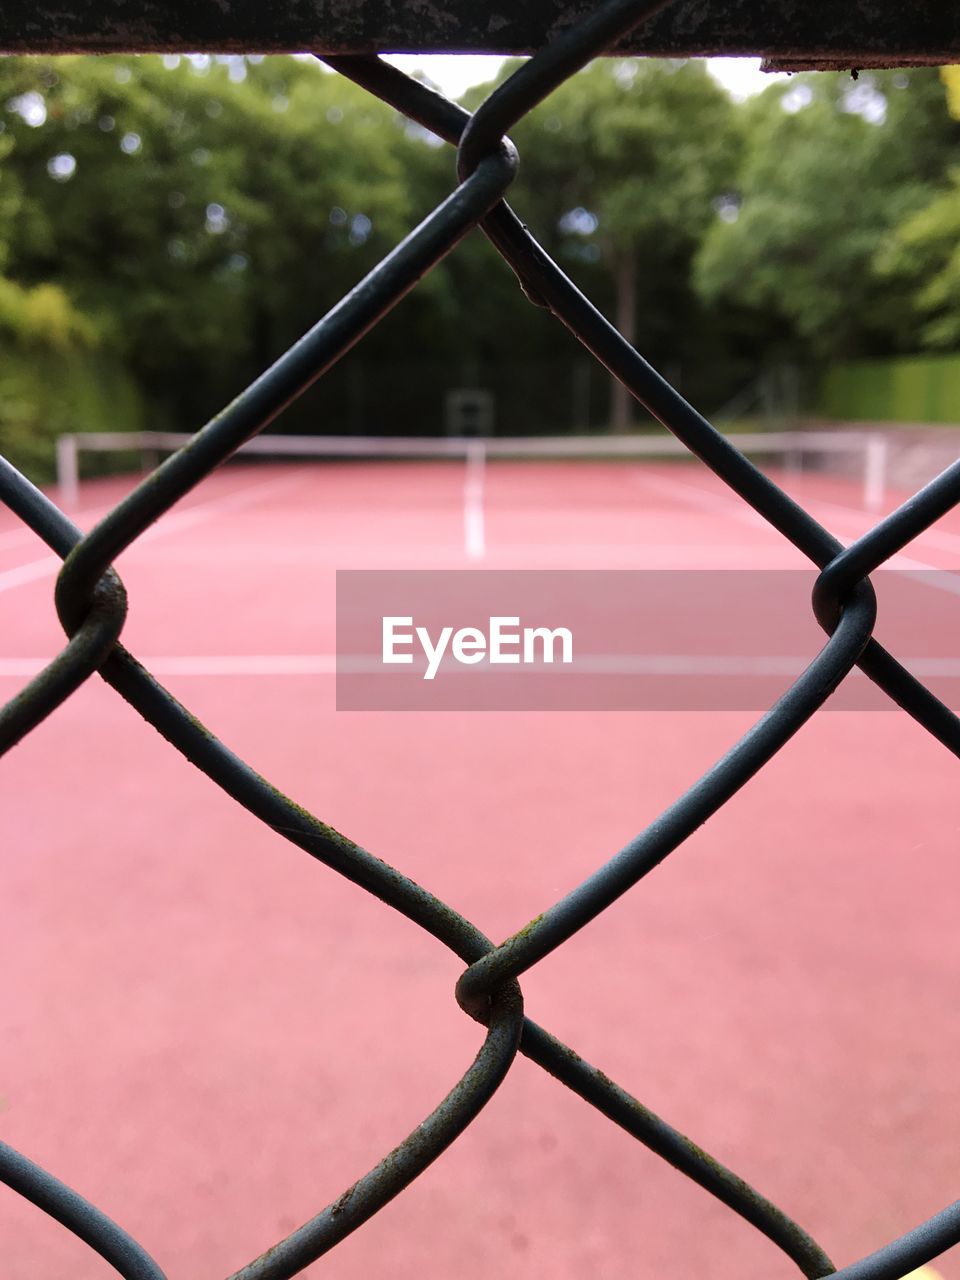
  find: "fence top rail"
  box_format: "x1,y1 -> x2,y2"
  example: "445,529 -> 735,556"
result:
2,0 -> 957,64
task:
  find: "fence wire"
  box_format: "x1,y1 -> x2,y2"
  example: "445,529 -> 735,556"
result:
2,1 -> 960,1277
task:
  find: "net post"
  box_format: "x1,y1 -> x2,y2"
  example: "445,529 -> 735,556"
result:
56,434 -> 79,509
864,434 -> 888,513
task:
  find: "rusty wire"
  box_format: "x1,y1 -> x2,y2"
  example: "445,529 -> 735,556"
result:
2,2 -> 960,1276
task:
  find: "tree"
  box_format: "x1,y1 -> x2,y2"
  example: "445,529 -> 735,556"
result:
505,58 -> 741,429
874,171 -> 960,349
694,69 -> 960,361
0,55 -> 415,434
886,66 -> 960,347
0,130 -> 121,477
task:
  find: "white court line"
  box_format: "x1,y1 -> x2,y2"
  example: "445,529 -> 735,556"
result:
0,555 -> 63,593
670,463 -> 960,558
463,441 -> 486,560
638,471 -> 960,577
637,471 -> 770,530
130,468 -> 305,546
0,470 -> 305,596
792,494 -> 960,559
0,502 -> 112,553
0,655 -> 338,677
2,654 -> 959,678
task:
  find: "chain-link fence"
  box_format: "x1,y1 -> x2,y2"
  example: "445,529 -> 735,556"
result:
2,1 -> 959,1277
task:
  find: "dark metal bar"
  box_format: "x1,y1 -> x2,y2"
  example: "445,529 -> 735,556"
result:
1,0 -> 958,63
0,1141 -> 167,1280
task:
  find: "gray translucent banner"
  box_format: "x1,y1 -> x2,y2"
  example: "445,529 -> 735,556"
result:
336,570 -> 960,711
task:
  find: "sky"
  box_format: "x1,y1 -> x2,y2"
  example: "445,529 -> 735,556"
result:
380,54 -> 788,101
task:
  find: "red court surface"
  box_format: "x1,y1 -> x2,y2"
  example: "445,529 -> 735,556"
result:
1,457 -> 959,1280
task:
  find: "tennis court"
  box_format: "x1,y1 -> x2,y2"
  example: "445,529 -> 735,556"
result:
1,445 -> 959,1280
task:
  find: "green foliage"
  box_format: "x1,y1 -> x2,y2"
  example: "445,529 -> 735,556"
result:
502,59 -> 743,423
512,59 -> 740,255
0,113 -> 114,478
875,171 -> 960,349
943,66 -> 960,121
0,347 -> 144,481
0,275 -> 97,346
821,352 -> 960,424
694,69 -> 960,359
0,54 -> 417,430
0,52 -> 959,469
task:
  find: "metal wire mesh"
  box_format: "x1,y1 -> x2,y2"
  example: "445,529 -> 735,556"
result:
2,2 -> 959,1276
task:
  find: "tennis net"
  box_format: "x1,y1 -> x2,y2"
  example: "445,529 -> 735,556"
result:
56,428 -> 890,514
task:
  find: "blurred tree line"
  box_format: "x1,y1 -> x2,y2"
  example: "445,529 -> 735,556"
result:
0,52 -> 958,477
